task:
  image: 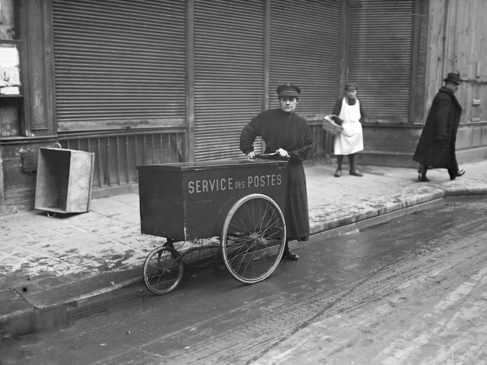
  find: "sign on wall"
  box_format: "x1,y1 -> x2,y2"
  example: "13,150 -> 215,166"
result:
0,42 -> 21,95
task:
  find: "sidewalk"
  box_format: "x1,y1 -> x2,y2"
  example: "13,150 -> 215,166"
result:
1,160 -> 487,338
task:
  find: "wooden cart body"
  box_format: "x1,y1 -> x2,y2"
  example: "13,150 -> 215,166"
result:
137,159 -> 288,242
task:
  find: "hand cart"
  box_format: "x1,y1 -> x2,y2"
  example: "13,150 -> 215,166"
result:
137,158 -> 288,295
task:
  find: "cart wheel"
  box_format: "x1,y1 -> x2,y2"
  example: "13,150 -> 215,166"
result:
143,246 -> 184,295
222,193 -> 286,284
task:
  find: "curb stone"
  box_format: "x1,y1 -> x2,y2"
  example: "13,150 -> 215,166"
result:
1,270 -> 142,340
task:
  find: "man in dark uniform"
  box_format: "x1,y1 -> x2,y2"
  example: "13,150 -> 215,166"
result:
240,83 -> 313,261
413,72 -> 465,181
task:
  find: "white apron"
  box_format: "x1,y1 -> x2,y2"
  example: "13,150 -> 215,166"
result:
333,97 -> 364,155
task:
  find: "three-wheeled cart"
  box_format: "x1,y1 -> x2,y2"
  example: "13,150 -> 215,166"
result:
137,158 -> 288,294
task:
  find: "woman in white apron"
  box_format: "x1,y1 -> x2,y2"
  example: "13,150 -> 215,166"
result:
332,83 -> 365,177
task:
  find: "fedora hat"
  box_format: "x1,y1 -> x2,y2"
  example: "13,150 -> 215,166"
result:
444,72 -> 461,85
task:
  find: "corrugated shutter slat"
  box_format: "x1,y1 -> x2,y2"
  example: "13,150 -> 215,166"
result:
52,0 -> 187,130
348,0 -> 415,122
269,0 -> 341,115
193,0 -> 265,161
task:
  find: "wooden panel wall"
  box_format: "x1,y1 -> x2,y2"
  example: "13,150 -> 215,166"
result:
426,0 -> 487,124
308,121 -> 334,160
59,129 -> 185,193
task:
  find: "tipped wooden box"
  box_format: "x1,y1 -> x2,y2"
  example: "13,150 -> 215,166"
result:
35,147 -> 95,214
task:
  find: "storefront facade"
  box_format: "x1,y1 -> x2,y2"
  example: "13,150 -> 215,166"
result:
1,0 -> 486,211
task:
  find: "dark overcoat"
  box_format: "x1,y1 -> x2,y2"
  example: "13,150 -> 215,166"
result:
413,87 -> 462,169
240,108 -> 313,241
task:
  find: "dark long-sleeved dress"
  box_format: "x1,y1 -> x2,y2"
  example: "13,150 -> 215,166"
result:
240,108 -> 313,241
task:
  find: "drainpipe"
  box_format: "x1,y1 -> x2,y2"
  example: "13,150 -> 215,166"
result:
441,0 -> 449,76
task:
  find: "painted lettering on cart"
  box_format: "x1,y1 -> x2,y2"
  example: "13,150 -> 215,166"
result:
187,174 -> 282,194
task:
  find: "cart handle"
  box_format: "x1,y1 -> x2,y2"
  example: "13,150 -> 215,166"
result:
255,152 -> 289,161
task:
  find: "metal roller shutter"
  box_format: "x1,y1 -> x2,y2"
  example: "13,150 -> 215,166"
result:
348,0 -> 415,123
193,0 -> 265,161
52,0 -> 187,132
269,0 -> 341,116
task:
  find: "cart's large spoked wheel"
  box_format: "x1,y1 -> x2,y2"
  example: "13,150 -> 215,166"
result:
143,246 -> 184,295
222,194 -> 286,284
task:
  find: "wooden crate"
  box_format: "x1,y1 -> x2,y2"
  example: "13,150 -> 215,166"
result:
35,147 -> 94,214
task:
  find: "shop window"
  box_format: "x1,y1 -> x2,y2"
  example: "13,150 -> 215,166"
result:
0,0 -> 21,137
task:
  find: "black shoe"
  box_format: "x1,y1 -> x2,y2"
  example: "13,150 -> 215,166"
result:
282,251 -> 299,261
349,170 -> 363,177
450,169 -> 465,180
417,174 -> 430,182
334,169 -> 342,178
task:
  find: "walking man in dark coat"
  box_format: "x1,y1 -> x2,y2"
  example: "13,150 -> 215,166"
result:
240,83 -> 313,261
413,72 -> 466,181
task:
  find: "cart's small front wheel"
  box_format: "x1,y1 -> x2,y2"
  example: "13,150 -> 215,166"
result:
222,194 -> 286,284
143,246 -> 184,295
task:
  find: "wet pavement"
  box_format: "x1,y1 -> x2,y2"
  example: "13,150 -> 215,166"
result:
1,159 -> 487,338
1,196 -> 486,364
253,196 -> 487,365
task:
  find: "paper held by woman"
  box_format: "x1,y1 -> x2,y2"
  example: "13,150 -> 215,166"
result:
322,115 -> 344,136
